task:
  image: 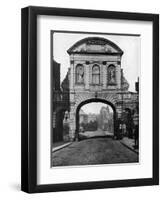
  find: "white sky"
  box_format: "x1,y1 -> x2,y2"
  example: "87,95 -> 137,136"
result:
81,102 -> 113,114
53,32 -> 140,92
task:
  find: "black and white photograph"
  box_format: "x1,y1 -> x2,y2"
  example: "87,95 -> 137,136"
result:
51,31 -> 140,167
20,6 -> 159,193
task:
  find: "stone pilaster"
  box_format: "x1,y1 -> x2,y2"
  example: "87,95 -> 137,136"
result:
69,106 -> 76,141
89,64 -> 93,85
85,64 -> 89,89
103,64 -> 107,89
116,105 -> 123,119
116,64 -> 121,89
70,59 -> 74,90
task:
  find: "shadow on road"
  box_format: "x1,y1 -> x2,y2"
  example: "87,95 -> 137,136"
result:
78,134 -> 113,141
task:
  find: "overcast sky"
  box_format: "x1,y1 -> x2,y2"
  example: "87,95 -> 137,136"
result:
81,102 -> 113,114
53,32 -> 140,92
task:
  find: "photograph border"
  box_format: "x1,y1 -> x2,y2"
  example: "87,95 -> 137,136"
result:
21,6 -> 159,193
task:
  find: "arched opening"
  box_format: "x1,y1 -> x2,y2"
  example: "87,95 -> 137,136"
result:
75,98 -> 116,140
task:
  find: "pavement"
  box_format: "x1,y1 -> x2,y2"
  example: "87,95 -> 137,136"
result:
52,130 -> 113,152
52,142 -> 72,152
120,137 -> 139,154
52,137 -> 138,167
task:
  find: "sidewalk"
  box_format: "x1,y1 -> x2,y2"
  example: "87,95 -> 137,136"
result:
52,141 -> 72,152
120,137 -> 139,154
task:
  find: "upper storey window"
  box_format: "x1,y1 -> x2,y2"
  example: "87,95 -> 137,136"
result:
76,64 -> 84,84
92,65 -> 100,84
107,65 -> 116,85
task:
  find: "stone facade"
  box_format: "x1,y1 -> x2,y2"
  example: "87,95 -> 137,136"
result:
66,37 -> 138,141
52,37 -> 139,142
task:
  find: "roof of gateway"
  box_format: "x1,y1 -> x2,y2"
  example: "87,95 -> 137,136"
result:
67,37 -> 123,55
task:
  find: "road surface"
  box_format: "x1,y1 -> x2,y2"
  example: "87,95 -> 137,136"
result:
52,137 -> 138,167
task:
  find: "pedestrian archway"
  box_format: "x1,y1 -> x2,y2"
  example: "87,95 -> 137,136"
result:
75,98 -> 116,140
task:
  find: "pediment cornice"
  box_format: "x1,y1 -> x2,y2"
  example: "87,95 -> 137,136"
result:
67,37 -> 123,55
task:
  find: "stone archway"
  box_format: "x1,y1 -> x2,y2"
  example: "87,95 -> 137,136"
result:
75,98 -> 117,140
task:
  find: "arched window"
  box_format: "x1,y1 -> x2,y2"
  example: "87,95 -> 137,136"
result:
92,65 -> 100,84
107,65 -> 116,85
76,64 -> 84,83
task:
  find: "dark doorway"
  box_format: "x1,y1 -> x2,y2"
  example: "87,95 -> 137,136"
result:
53,109 -> 65,143
123,108 -> 134,138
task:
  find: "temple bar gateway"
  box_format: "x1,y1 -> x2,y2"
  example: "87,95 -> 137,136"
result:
52,37 -> 139,142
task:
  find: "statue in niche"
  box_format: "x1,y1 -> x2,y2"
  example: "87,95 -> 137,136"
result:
76,64 -> 84,83
108,65 -> 116,84
92,65 -> 100,84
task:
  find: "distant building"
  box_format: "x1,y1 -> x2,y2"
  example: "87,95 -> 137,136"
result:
79,109 -> 88,124
52,60 -> 70,142
98,106 -> 113,132
87,113 -> 97,123
52,60 -> 61,91
79,110 -> 97,124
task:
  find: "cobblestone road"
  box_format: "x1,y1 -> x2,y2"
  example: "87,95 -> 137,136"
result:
52,137 -> 138,167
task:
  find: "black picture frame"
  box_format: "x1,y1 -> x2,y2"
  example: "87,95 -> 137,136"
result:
21,6 -> 159,193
